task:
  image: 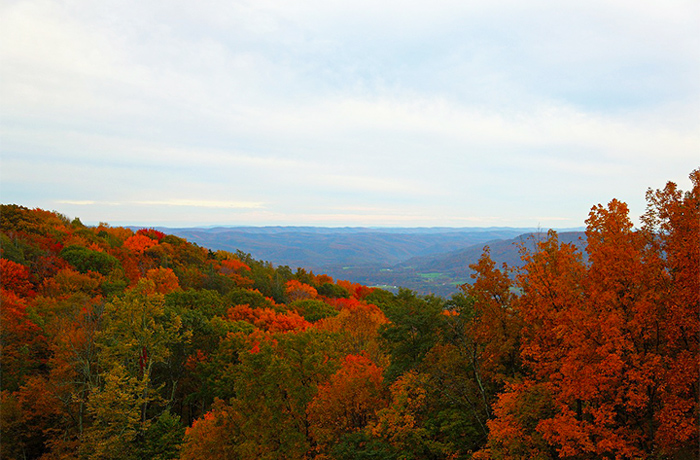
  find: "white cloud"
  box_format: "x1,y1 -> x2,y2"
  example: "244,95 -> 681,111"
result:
133,200 -> 264,209
1,0 -> 698,227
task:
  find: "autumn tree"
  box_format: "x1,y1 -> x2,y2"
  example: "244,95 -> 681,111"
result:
285,279 -> 318,302
483,170 -> 699,459
369,370 -> 455,459
307,354 -> 388,454
0,289 -> 45,392
641,169 -> 699,455
318,297 -> 388,364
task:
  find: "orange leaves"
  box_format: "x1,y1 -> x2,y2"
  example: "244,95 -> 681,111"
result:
482,174 -> 700,458
123,234 -> 158,254
464,248 -> 522,382
314,273 -> 334,285
308,354 -> 387,449
217,258 -> 254,288
336,279 -> 375,300
181,400 -> 238,460
483,380 -> 556,459
317,298 -> 388,360
41,268 -> 104,297
145,267 -> 180,294
0,289 -> 45,391
369,370 -> 428,448
285,279 -> 318,301
219,258 -> 250,274
227,304 -> 311,333
136,228 -> 165,241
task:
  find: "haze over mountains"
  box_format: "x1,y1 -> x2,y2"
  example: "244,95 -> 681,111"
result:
156,226 -> 586,296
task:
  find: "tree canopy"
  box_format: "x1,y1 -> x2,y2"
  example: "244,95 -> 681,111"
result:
1,170 -> 697,459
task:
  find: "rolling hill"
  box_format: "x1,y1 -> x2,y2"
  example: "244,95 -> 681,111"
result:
156,226 -> 586,297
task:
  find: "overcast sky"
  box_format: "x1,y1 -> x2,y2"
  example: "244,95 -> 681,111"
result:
1,0 -> 698,228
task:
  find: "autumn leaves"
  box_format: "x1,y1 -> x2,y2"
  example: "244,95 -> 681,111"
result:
0,169 -> 698,459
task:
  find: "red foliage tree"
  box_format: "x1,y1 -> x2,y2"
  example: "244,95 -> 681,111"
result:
123,234 -> 158,254
0,259 -> 35,297
227,304 -> 311,333
0,289 -> 46,391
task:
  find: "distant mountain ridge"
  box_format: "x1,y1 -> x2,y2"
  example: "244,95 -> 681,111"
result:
154,226 -> 586,296
153,226 -> 550,268
398,231 -> 588,274
321,231 -> 587,297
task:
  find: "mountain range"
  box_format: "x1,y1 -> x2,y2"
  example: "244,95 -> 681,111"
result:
155,226 -> 587,297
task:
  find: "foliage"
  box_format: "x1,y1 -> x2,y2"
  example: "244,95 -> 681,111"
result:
0,170 -> 697,460
60,245 -> 121,276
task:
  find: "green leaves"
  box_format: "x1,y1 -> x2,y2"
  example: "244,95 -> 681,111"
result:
61,245 -> 122,276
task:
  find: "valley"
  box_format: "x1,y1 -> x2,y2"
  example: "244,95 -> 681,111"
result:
157,226 -> 587,296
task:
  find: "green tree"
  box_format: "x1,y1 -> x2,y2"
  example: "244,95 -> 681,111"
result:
82,279 -> 187,459
380,289 -> 446,381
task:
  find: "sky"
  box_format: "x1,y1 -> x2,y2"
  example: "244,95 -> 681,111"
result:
1,0 -> 698,228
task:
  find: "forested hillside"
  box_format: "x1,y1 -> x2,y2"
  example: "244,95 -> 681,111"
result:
1,170 -> 698,460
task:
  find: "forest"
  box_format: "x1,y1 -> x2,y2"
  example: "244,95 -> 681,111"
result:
0,170 -> 698,460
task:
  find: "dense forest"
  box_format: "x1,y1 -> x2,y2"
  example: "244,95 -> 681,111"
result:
1,171 -> 698,460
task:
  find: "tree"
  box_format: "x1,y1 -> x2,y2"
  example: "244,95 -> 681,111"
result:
82,279 -> 186,458
81,364 -> 147,460
145,267 -> 181,295
380,290 -> 446,381
369,370 -> 454,459
60,245 -> 121,276
482,172 -> 699,458
0,258 -> 35,297
318,298 -> 388,364
0,289 -> 45,392
307,354 -> 388,453
181,329 -> 341,459
641,169 -> 699,456
285,279 -> 318,302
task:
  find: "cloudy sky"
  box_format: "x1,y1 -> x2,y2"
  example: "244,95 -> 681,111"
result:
1,0 -> 698,227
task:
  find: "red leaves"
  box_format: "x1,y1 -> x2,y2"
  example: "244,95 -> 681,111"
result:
336,279 -> 375,300
0,289 -> 46,391
0,259 -> 35,297
227,304 -> 311,333
484,172 -> 700,458
216,258 -> 254,288
136,228 -> 166,241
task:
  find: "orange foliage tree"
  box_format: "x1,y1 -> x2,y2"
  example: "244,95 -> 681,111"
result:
285,279 -> 318,302
483,171 -> 699,459
145,267 -> 181,294
123,234 -> 158,254
307,354 -> 388,452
